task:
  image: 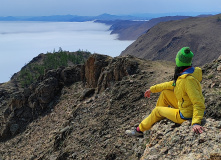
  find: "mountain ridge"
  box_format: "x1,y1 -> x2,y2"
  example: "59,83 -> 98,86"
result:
0,12 -> 218,22
120,14 -> 221,66
96,16 -> 193,40
0,52 -> 220,159
0,13 -> 150,22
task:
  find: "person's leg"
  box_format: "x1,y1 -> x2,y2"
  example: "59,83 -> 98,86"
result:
138,90 -> 181,132
126,90 -> 182,137
156,89 -> 178,109
139,107 -> 185,132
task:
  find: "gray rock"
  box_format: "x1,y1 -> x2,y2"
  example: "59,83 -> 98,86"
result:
10,124 -> 19,135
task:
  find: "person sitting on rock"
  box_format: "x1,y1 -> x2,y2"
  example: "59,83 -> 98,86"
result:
126,47 -> 205,137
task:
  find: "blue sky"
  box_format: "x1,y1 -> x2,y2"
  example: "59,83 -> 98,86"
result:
0,0 -> 220,16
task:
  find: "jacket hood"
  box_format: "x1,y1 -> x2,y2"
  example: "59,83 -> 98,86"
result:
179,67 -> 202,82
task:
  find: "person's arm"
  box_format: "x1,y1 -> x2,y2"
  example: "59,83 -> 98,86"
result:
150,81 -> 174,93
185,78 -> 205,133
144,81 -> 174,98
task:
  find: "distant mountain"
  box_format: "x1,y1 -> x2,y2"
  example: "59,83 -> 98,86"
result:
120,14 -> 221,66
96,16 -> 192,40
1,13 -> 216,22
1,13 -> 217,43
132,12 -> 219,18
0,14 -> 150,22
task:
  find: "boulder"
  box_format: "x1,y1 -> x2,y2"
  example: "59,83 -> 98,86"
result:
60,65 -> 83,85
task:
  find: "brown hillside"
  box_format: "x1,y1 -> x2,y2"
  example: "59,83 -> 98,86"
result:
121,14 -> 221,66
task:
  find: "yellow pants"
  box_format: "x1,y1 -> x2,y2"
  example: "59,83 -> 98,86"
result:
139,90 -> 185,132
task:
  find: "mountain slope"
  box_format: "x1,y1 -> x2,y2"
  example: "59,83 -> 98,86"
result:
120,14 -> 221,66
0,54 -> 175,159
0,53 -> 220,159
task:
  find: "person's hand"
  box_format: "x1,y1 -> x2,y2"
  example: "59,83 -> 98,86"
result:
144,89 -> 151,98
192,124 -> 204,134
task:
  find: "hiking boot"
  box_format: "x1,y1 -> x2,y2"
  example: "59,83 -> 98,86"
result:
125,128 -> 144,138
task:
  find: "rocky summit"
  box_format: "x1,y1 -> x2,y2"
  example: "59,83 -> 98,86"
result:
0,53 -> 221,160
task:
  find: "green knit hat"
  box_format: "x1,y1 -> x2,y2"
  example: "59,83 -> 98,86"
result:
175,47 -> 194,67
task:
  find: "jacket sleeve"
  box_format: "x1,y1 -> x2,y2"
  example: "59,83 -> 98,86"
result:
185,78 -> 205,125
150,81 -> 174,93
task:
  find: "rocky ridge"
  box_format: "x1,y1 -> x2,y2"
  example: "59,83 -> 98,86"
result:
0,54 -> 170,159
0,54 -> 220,159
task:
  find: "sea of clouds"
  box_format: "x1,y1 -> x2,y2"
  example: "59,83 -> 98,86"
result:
0,21 -> 133,83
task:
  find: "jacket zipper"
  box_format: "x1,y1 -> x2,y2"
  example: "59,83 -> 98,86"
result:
181,98 -> 184,107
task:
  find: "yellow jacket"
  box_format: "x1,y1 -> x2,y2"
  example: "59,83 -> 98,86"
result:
150,67 -> 205,125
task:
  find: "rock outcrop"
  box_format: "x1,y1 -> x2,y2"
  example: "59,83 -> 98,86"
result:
0,54 -> 140,141
0,54 -> 174,159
